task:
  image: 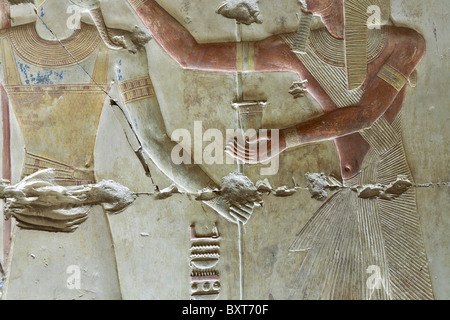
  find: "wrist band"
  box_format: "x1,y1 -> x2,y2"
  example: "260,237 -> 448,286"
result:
284,127 -> 301,148
377,64 -> 408,92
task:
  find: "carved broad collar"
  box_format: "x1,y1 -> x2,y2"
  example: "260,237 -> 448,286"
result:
8,22 -> 102,67
308,27 -> 389,68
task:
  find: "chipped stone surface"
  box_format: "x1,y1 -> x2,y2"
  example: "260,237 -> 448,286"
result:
1,169 -> 136,232
220,172 -> 262,206
0,0 -> 448,301
216,0 -> 263,25
304,172 -> 341,201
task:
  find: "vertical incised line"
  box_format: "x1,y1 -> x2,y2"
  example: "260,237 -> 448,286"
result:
235,22 -> 244,301
1,84 -> 11,268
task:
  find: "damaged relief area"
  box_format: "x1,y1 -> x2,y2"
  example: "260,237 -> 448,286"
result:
0,168 -> 428,233
1,169 -> 136,233
216,0 -> 263,25
304,172 -> 416,201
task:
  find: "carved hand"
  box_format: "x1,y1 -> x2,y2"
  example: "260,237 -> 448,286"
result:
8,207 -> 89,233
225,130 -> 288,164
289,80 -> 308,99
204,196 -> 258,225
2,169 -> 136,233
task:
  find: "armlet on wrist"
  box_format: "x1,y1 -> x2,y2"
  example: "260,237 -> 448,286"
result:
284,127 -> 301,148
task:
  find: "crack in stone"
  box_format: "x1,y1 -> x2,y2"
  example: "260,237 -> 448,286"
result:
135,175 -> 450,203
34,10 -> 113,98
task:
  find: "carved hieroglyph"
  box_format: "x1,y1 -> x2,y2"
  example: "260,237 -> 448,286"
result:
190,224 -> 221,300
129,0 -> 436,299
0,0 -> 161,299
229,1 -> 432,299
0,0 -> 445,300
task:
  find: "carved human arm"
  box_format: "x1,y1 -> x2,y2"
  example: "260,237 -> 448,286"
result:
226,28 -> 426,163
109,51 -> 255,224
130,0 -> 237,72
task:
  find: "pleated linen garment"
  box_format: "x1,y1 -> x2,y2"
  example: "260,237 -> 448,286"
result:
283,27 -> 434,300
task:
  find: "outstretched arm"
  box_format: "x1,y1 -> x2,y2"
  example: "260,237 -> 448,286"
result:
227,27 -> 426,163
130,0 -> 237,72
130,0 -> 335,86
291,28 -> 425,143
109,49 -> 256,224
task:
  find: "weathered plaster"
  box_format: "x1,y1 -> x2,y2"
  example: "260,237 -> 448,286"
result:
0,0 -> 448,300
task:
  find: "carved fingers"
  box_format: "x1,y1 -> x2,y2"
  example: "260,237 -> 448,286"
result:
298,0 -> 308,11
228,200 -> 259,225
289,80 -> 308,99
225,136 -> 258,163
225,131 -> 280,164
1,169 -> 137,233
10,207 -> 89,233
204,197 -> 238,224
204,196 -> 259,225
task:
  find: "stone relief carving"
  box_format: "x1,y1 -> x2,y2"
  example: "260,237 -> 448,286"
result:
0,0 -> 446,300
0,0 -> 257,231
190,224 -> 221,300
113,0 -> 436,300
216,0 -> 263,25
222,0 -> 432,300
0,169 -> 136,232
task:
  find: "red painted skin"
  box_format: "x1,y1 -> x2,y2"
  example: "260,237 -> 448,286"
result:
131,0 -> 425,179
